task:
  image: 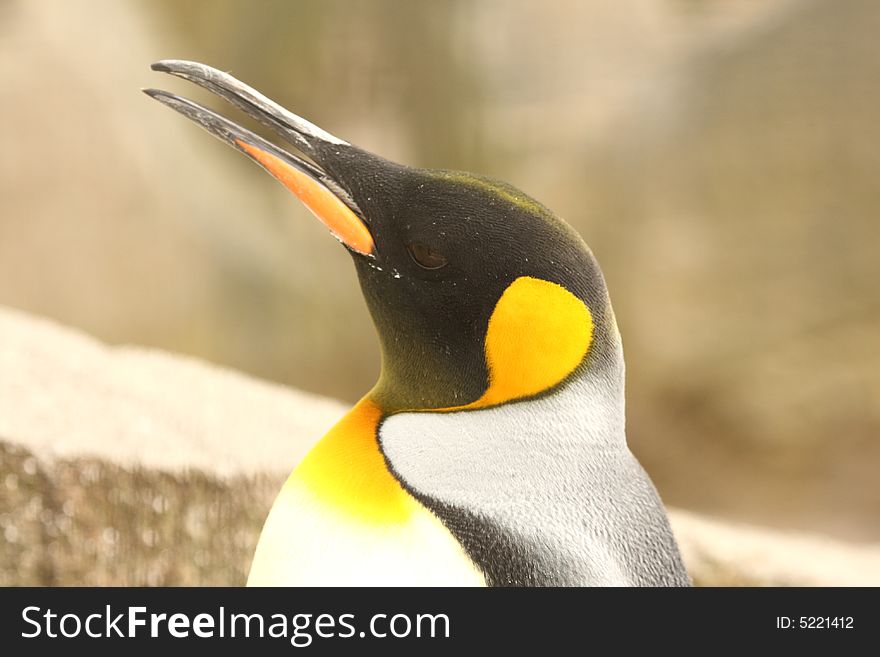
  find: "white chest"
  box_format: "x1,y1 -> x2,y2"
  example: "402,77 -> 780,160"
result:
246,478 -> 486,587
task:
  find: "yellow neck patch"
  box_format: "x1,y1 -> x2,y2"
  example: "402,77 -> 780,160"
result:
293,398 -> 414,524
466,276 -> 594,408
292,276 -> 593,523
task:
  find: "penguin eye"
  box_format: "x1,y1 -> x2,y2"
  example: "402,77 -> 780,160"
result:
407,242 -> 448,269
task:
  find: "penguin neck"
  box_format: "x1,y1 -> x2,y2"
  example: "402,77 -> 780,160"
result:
549,350 -> 627,447
483,301 -> 628,447
483,342 -> 628,449
368,301 -> 625,439
378,334 -> 628,449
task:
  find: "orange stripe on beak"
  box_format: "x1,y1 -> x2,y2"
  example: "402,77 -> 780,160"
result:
236,139 -> 375,256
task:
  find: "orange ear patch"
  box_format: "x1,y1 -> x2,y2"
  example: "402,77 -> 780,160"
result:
468,276 -> 593,408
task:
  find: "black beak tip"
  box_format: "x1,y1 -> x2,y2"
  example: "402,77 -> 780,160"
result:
150,61 -> 173,73
142,88 -> 175,106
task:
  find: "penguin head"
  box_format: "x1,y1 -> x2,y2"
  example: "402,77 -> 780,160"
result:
146,61 -> 620,412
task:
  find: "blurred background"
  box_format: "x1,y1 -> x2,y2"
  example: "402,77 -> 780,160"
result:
1,0 -> 878,583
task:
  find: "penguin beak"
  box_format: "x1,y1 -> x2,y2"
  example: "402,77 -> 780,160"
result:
144,60 -> 375,257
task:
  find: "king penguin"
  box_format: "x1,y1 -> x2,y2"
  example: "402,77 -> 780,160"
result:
145,60 -> 690,587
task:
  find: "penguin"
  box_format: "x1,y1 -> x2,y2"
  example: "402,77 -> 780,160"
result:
145,60 -> 691,587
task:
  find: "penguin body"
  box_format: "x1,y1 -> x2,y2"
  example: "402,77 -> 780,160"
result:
381,369 -> 684,586
146,61 -> 691,587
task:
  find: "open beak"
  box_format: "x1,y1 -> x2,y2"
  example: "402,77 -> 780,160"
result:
143,60 -> 375,257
